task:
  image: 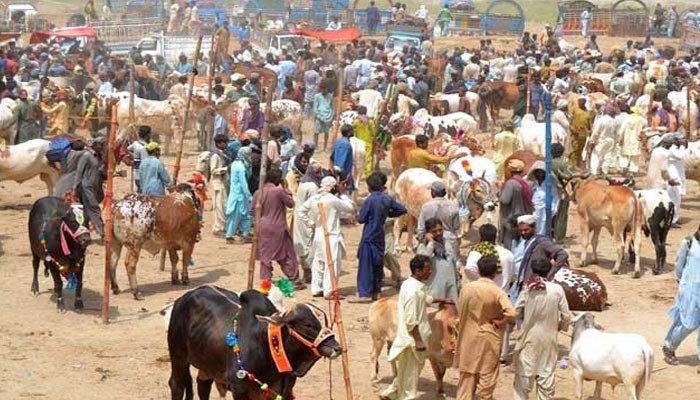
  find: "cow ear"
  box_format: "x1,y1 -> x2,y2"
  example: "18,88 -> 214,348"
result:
594,323 -> 604,330
256,313 -> 285,326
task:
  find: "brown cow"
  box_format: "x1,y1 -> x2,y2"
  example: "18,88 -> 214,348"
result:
568,178 -> 643,277
427,98 -> 450,116
389,135 -> 459,189
109,184 -> 202,299
369,296 -> 458,395
503,150 -> 540,181
580,78 -> 606,94
476,80 -> 519,132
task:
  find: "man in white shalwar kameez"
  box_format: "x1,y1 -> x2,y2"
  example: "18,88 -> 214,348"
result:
380,255 -> 434,400
209,135 -> 229,235
552,100 -> 570,154
618,111 -> 647,174
647,137 -> 679,191
351,87 -> 384,118
300,176 -> 355,298
668,134 -> 687,224
588,112 -> 619,175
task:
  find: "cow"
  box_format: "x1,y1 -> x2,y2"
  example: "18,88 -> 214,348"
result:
0,97 -> 18,143
114,95 -> 188,155
476,80 -> 519,131
551,268 -> 608,311
368,295 -> 458,395
109,184 -> 202,300
445,155 -> 498,233
0,139 -> 59,195
568,178 -> 643,277
429,92 -> 480,115
168,287 -> 341,400
516,114 -> 568,158
388,135 -> 465,189
569,312 -> 653,400
412,108 -> 477,138
503,150 -> 540,181
235,98 -> 303,139
393,168 -> 442,251
684,141 -> 700,186
635,189 -> 674,274
28,197 -> 92,312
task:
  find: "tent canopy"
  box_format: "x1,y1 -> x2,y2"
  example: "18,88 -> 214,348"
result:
30,27 -> 97,44
288,26 -> 361,42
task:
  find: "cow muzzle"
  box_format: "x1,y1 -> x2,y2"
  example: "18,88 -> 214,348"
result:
318,338 -> 342,359
484,201 -> 496,212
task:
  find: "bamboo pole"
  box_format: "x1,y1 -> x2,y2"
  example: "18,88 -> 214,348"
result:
246,88 -> 274,290
38,64 -> 50,137
102,104 -> 118,324
331,67 -> 344,148
687,82 -> 691,135
205,38 -> 218,151
161,35 -> 203,271
317,203 -> 353,400
525,68 -> 531,115
129,64 -> 136,192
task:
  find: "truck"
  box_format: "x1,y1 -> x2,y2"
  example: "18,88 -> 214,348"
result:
384,21 -> 429,52
680,24 -> 700,52
0,3 -> 47,32
136,32 -> 213,64
249,29 -> 308,57
90,18 -> 165,54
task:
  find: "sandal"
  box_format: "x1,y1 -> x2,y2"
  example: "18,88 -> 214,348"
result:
662,346 -> 679,365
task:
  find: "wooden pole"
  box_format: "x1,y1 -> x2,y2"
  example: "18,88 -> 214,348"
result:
205,37 -> 218,151
161,35 -> 202,271
317,203 -> 353,400
102,104 -> 118,324
687,82 -> 692,135
246,88 -> 274,290
172,35 -> 203,185
331,67 -> 344,148
129,64 -> 136,192
525,68 -> 531,115
38,64 -> 50,137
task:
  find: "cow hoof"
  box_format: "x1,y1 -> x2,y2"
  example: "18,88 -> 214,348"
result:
633,270 -> 642,279
652,269 -> 661,275
31,289 -> 39,297
112,288 -> 121,295
75,299 -> 84,310
181,277 -> 190,286
171,278 -> 180,285
611,269 -> 620,275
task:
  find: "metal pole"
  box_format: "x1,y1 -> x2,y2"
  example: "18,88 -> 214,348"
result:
317,203 -> 353,400
102,104 -> 118,324
247,88 -> 274,290
544,92 -> 553,238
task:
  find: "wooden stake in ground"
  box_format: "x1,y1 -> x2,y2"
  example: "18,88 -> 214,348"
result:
526,68 -> 531,115
687,82 -> 692,135
317,203 -> 353,400
129,64 -> 136,192
161,35 -> 202,271
102,105 -> 118,324
205,35 -> 219,151
246,88 -> 275,290
331,67 -> 345,148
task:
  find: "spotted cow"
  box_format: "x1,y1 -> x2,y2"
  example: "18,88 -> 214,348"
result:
635,189 -> 674,274
552,268 -> 608,311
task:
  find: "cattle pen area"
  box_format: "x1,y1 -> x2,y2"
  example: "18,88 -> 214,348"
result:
1,130 -> 699,400
2,1 -> 700,400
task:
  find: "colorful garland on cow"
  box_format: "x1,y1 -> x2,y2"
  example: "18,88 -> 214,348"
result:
225,316 -> 293,400
257,278 -> 296,297
37,225 -> 81,291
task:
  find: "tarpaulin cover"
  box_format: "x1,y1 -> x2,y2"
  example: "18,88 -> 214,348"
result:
288,26 -> 361,42
0,33 -> 21,42
30,27 -> 97,44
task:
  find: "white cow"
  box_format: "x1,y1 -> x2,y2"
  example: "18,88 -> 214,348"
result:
635,189 -> 674,274
393,168 -> 442,251
0,139 -> 58,195
0,98 -> 19,144
569,313 -> 653,400
235,98 -> 303,138
430,92 -> 480,114
412,108 -> 477,137
115,95 -> 187,155
445,155 -> 498,234
667,88 -> 698,133
684,141 -> 700,186
516,114 -> 568,158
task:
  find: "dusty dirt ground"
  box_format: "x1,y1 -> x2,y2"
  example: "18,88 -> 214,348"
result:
1,27 -> 699,398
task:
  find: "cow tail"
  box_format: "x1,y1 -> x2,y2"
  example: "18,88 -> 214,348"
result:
631,195 -> 642,259
642,345 -> 653,390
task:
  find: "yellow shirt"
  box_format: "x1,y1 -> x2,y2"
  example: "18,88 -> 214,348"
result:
407,148 -> 448,169
41,101 -> 70,136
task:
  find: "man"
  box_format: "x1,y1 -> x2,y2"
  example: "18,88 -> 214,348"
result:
127,126 -> 150,192
84,0 -> 98,20
303,64 -> 321,118
455,255 -> 516,400
444,69 -> 465,94
568,97 -> 592,167
13,88 -> 38,144
241,98 -> 265,133
652,99 -> 680,133
380,255 -> 451,400
618,106 -> 646,176
395,83 -> 418,117
252,168 -> 305,288
210,135 -> 230,236
464,224 -> 514,291
584,34 -> 599,52
417,181 -> 461,258
668,133 -> 687,225
413,73 -> 430,110
662,225 -> 700,373
356,172 -> 407,301
580,8 -> 591,37
300,176 -> 355,299
526,161 -> 560,236
407,135 -> 450,170
366,1 -> 381,35
551,143 -> 573,243
352,106 -> 375,178
653,2 -> 666,37
437,4 -> 451,37
417,218 -> 458,303
176,53 -> 192,74
513,258 -> 571,400
498,159 -> 534,249
313,81 -> 334,151
330,125 -> 354,191
140,142 -> 172,196
74,137 -> 106,236
493,122 -> 520,180
243,72 -> 261,99
170,75 -> 188,99
226,146 -> 253,244
41,90 -> 70,136
647,135 -> 680,191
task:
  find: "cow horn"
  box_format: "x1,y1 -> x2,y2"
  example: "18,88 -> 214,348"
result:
256,313 -> 285,326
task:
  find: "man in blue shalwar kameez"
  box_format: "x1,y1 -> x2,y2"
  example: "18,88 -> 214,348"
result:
330,124 -> 355,192
356,172 -> 407,302
662,226 -> 700,373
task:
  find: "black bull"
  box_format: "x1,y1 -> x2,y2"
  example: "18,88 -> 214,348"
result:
28,197 -> 92,312
168,287 -> 342,400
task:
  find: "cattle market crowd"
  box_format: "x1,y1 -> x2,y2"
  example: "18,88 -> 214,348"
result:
4,2 -> 700,399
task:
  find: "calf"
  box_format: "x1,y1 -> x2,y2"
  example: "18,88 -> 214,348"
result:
28,197 -> 92,312
570,179 -> 643,277
0,139 -> 58,195
569,313 -> 653,400
109,184 -> 202,300
168,287 -> 341,400
635,190 -> 674,274
368,296 -> 458,394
